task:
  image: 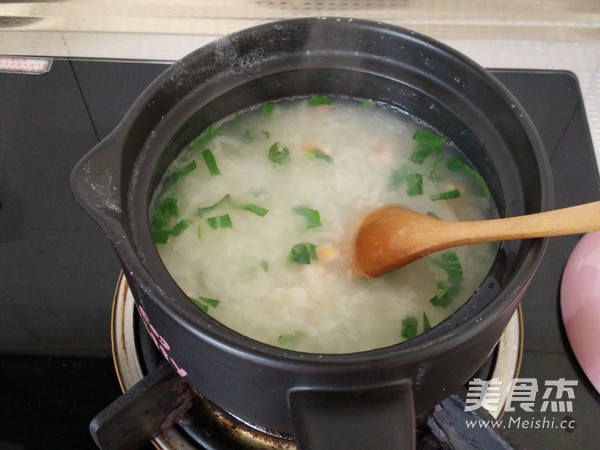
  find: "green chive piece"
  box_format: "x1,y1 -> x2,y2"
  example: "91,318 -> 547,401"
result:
410,145 -> 435,165
190,296 -> 220,313
200,297 -> 220,308
389,166 -> 423,196
152,197 -> 179,230
293,205 -> 322,229
406,173 -> 424,197
430,288 -> 454,308
278,331 -> 306,344
197,226 -> 203,240
170,219 -> 192,237
430,189 -> 461,201
410,130 -> 447,165
427,155 -> 444,181
308,95 -> 331,106
446,155 -> 464,171
357,276 -> 373,286
201,148 -> 220,176
390,166 -> 408,188
268,142 -> 290,165
305,149 -> 333,164
429,251 -> 464,308
401,316 -> 418,339
152,230 -> 171,244
196,195 -> 268,218
207,214 -> 233,230
289,242 -> 318,265
446,156 -> 491,198
189,126 -> 219,151
195,194 -> 230,217
262,103 -> 274,115
242,203 -> 269,217
434,251 -> 464,282
361,99 -> 376,107
423,313 -> 432,332
163,160 -> 197,190
261,260 -> 269,272
413,130 -> 446,148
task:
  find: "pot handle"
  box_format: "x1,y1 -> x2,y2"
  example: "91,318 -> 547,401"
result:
288,380 -> 415,450
70,134 -> 126,236
90,362 -> 192,450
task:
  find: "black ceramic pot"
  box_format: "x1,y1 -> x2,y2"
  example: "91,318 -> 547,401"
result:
71,17 -> 552,449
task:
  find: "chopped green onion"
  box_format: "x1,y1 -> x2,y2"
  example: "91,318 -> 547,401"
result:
170,219 -> 192,237
305,149 -> 333,165
197,226 -> 203,240
241,203 -> 269,217
357,276 -> 373,286
434,251 -> 464,282
261,260 -> 269,272
152,197 -> 179,230
430,285 -> 457,308
446,156 -> 491,198
390,166 -> 408,188
423,313 -> 432,332
406,172 -> 423,197
262,103 -> 274,115
413,129 -> 447,148
268,142 -> 290,165
429,251 -> 464,308
410,130 -> 447,165
430,189 -> 461,201
163,160 -> 197,190
426,155 -> 444,181
201,148 -> 220,176
401,316 -> 418,339
308,95 -> 331,106
152,230 -> 171,244
446,155 -> 464,171
189,126 -> 219,151
278,331 -> 306,344
196,194 -> 269,219
207,214 -> 233,230
262,130 -> 271,139
190,296 -> 220,313
293,205 -> 322,229
152,218 -> 192,244
390,166 -> 423,196
289,242 -> 318,265
410,145 -> 435,165
361,99 -> 376,107
195,194 -> 230,217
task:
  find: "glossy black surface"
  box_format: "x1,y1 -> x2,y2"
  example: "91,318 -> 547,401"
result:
0,59 -> 599,449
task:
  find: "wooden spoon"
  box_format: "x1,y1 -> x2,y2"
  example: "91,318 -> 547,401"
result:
353,201 -> 600,278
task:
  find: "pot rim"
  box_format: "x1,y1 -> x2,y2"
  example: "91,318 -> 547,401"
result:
85,17 -> 554,370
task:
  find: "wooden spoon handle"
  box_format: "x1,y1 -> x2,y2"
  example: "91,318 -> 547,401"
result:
354,201 -> 600,278
444,200 -> 600,246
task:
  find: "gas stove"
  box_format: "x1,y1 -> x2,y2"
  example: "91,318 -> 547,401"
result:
0,58 -> 599,449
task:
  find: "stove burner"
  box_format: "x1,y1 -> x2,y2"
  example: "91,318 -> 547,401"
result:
111,273 -> 522,449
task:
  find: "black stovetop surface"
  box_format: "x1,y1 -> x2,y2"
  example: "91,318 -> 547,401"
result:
0,59 -> 599,450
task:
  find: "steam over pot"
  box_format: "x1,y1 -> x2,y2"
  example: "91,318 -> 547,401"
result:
71,17 -> 552,449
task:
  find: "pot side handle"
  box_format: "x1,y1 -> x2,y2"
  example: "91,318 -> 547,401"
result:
70,135 -> 127,236
288,380 -> 416,450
